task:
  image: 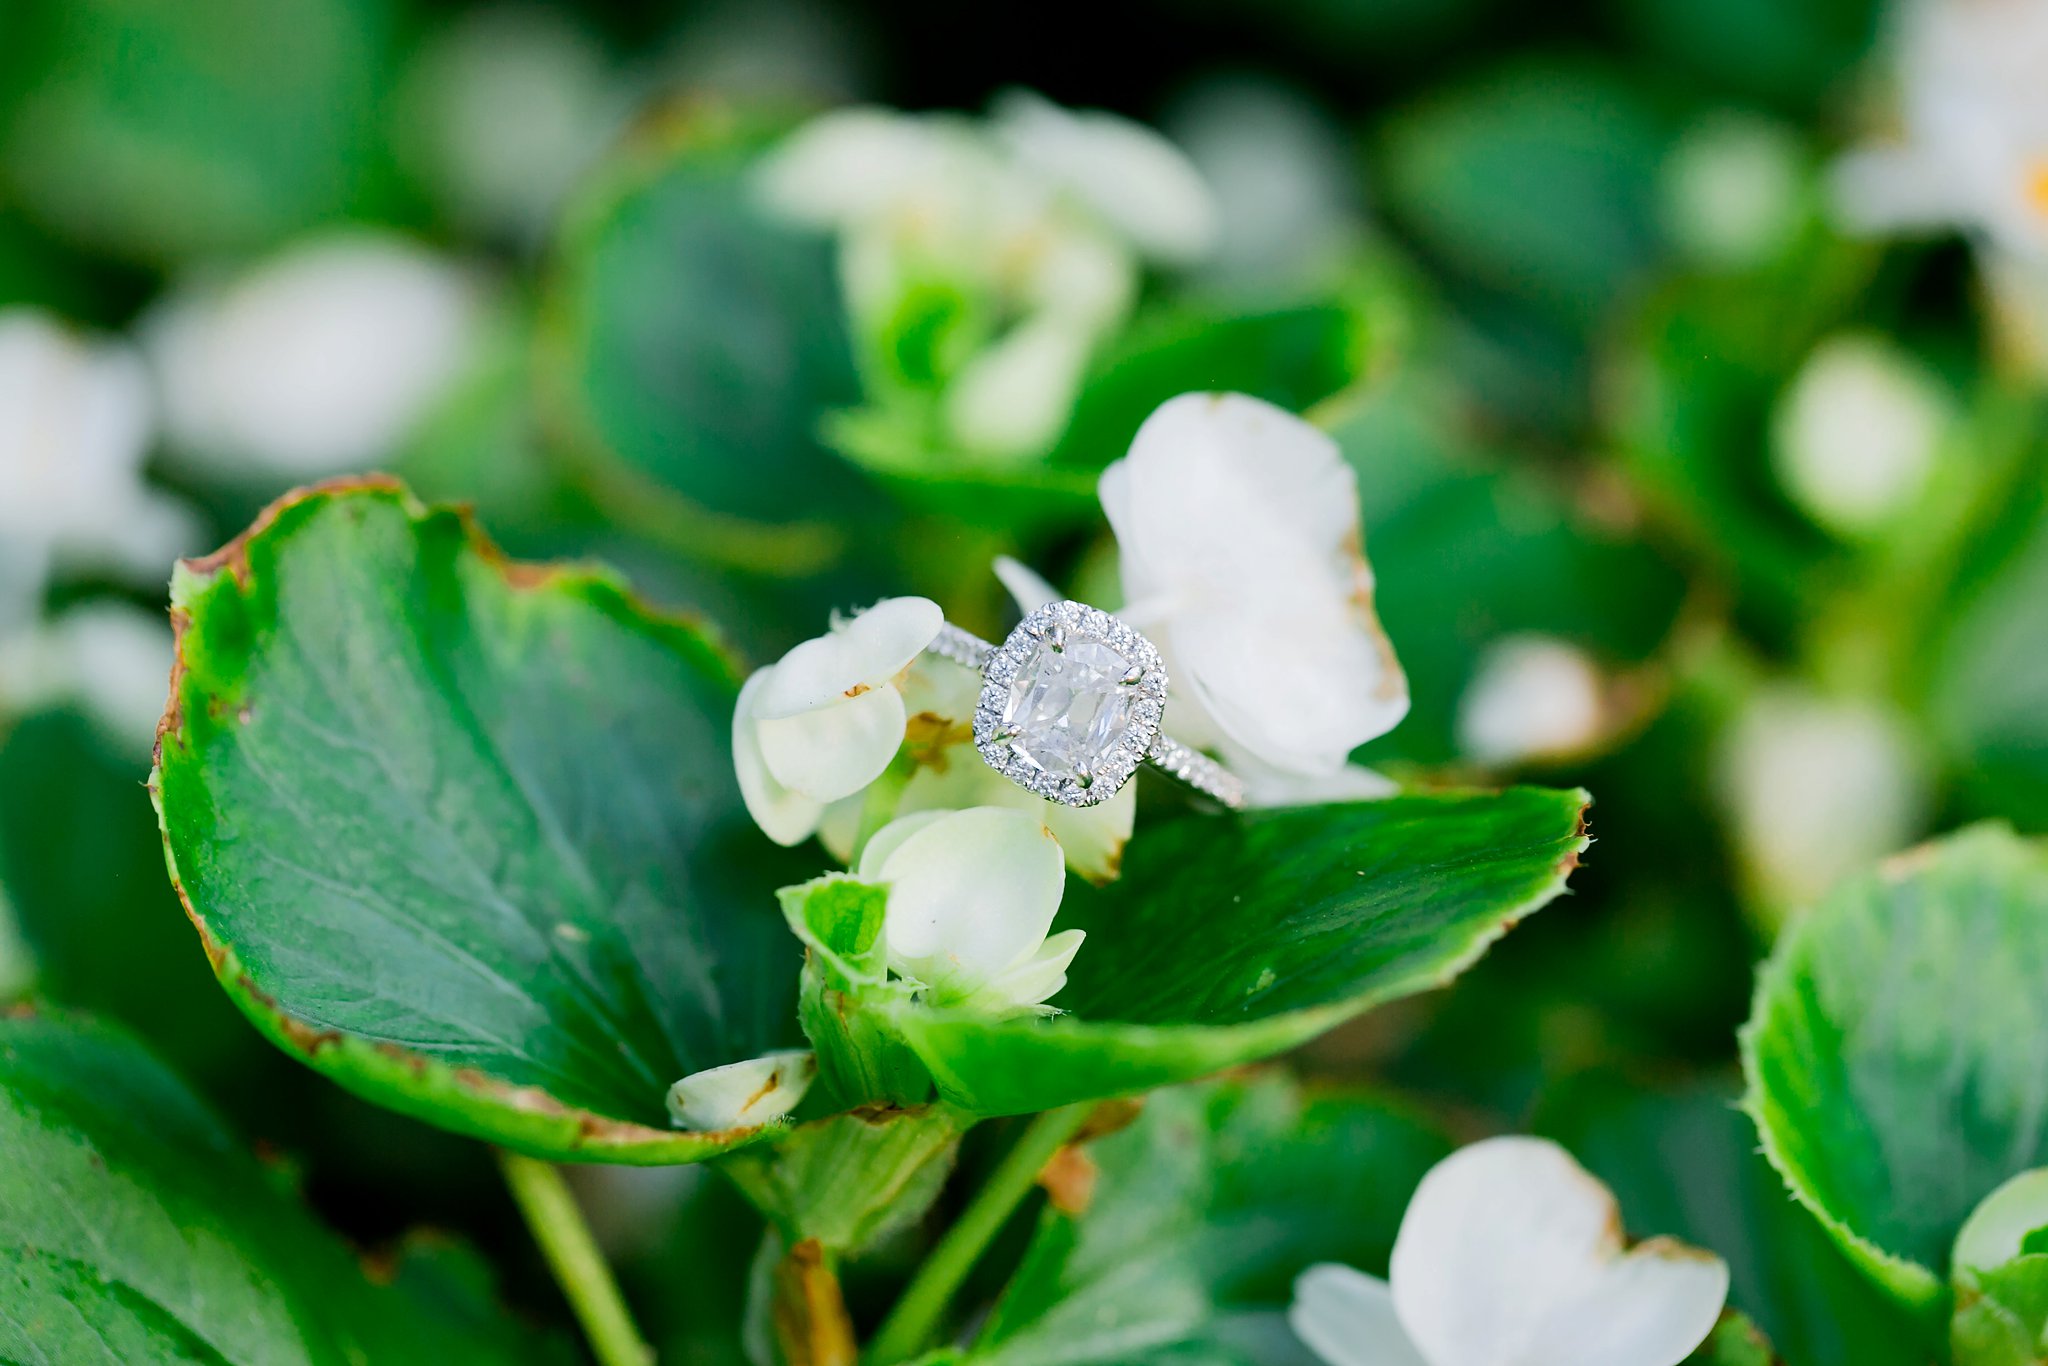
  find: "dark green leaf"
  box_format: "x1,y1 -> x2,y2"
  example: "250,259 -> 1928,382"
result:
890,787 -> 1589,1116
1378,61 -> 1666,325
537,108 -> 872,574
0,1008 -> 556,1363
1742,824 -> 2048,1317
967,1074 -> 1451,1364
1046,303 -> 1367,472
1328,376 -> 1689,767
153,478 -> 808,1163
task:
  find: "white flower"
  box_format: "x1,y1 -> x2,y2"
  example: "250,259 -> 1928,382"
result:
1716,688 -> 1929,912
734,597 -> 943,845
1100,392 -> 1409,777
1831,0 -> 2048,370
1291,1137 -> 1729,1366
0,309 -> 197,636
1457,635 -> 1610,767
1164,76 -> 1357,290
142,234 -> 483,479
755,95 -> 1215,462
1771,333 -> 1951,538
396,8 -> 626,242
1660,111 -> 1806,271
1831,0 -> 2048,259
666,1050 -> 816,1131
858,807 -> 1080,1016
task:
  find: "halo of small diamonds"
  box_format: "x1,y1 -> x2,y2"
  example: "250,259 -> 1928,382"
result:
972,601 -> 1169,807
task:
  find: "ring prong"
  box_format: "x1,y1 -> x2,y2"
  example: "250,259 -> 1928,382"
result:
1075,766 -> 1094,789
1120,664 -> 1145,686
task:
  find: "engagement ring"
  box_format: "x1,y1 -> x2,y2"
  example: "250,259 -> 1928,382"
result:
925,599 -> 1246,810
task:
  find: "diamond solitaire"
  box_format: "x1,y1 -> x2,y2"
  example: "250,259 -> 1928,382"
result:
924,600 -> 1242,809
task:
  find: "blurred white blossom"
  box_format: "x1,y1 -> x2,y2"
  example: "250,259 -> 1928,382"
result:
398,7 -> 627,242
734,597 -> 943,846
1166,76 -> 1359,290
1457,635 -> 1609,767
1772,333 -> 1951,539
1102,392 -> 1409,779
0,308 -> 196,638
0,603 -> 174,754
1832,0 -> 2048,370
858,807 -> 1079,1016
756,94 -> 1215,463
1291,1137 -> 1728,1366
1717,688 -> 1930,911
143,234 -> 485,479
1661,111 -> 1807,271
666,1050 -> 815,1131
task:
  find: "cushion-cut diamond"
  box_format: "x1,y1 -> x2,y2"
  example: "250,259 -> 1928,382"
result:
975,601 -> 1169,806
1002,637 -> 1141,782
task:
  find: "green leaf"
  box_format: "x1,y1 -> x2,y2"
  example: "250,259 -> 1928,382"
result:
153,477 -> 809,1164
0,0 -> 400,265
1954,1257 -> 2048,1366
0,1008 -> 557,1363
889,787 -> 1589,1116
1046,303 -> 1367,472
537,107 -> 873,575
1378,60 -> 1666,326
965,1073 -> 1451,1364
1742,824 -> 2048,1319
1537,1073 -> 1928,1366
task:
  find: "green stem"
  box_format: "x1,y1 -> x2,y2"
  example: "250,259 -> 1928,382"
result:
497,1150 -> 655,1366
866,1103 -> 1092,1364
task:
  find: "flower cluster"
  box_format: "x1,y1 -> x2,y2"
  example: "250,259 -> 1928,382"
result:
682,390 -> 1408,1128
755,92 -> 1217,467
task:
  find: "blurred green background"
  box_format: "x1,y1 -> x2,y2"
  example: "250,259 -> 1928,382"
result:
2,0 -> 2043,1357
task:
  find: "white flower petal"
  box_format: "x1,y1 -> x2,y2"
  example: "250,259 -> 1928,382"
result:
753,597 -> 943,720
757,684 -> 907,803
734,670 -> 827,846
1457,635 -> 1609,767
1515,1239 -> 1729,1366
855,808 -> 951,879
1955,1168 -> 2048,1271
144,234 -> 482,477
943,315 -> 1095,460
975,926 -> 1086,1014
666,1050 -> 816,1131
1771,334 -> 1949,538
992,89 -> 1218,265
896,743 -> 1133,883
753,106 -> 961,228
870,807 -> 1065,1003
1100,393 -> 1409,774
1390,1137 -> 1630,1366
1236,756 -> 1397,808
1289,1264 -> 1430,1366
992,555 -> 1063,614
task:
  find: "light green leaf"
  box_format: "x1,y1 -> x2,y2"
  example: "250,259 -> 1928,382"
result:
965,1073 -> 1450,1365
0,1008 -> 558,1364
1742,824 -> 2048,1320
537,107 -> 873,575
890,787 -> 1589,1116
153,478 -> 809,1164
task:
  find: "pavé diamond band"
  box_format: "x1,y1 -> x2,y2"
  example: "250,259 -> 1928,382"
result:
926,600 -> 1246,811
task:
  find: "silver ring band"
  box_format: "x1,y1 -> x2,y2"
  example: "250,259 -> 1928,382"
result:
928,619 -> 1246,810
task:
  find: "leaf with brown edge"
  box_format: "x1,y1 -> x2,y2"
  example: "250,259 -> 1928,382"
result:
152,477 -> 814,1163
